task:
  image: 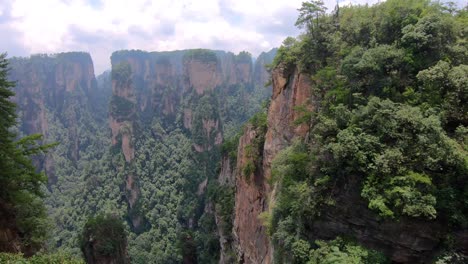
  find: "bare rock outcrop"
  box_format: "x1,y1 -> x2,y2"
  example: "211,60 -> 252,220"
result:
9,52 -> 97,184
232,64 -> 313,264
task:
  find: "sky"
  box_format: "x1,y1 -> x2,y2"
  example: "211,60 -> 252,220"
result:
0,0 -> 465,74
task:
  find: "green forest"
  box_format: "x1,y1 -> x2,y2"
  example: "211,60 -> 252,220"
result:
0,0 -> 467,263
265,0 -> 467,263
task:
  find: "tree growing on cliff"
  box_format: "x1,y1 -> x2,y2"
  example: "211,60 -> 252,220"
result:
80,214 -> 130,264
0,52 -> 54,251
295,0 -> 327,35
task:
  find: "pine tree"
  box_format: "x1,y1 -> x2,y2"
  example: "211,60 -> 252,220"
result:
0,52 -> 54,252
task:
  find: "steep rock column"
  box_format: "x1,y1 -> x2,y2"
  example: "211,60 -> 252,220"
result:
214,154 -> 236,264
110,62 -> 136,162
109,61 -> 142,230
182,51 -> 223,155
9,52 -> 97,185
183,51 -> 222,95
233,63 -> 313,264
263,64 -> 313,184
233,125 -> 270,264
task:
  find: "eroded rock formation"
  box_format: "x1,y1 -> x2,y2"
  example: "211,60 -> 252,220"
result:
9,52 -> 98,184
231,64 -> 313,264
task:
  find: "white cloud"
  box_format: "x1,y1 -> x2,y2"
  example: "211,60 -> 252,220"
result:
1,0 -> 465,74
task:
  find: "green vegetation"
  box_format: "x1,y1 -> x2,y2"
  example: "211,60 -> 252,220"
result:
109,95 -> 135,118
0,53 -> 55,250
242,108 -> 268,180
268,0 -> 468,262
184,49 -> 218,63
80,214 -> 127,257
221,131 -> 242,165
208,183 -> 235,235
235,51 -> 252,63
306,238 -> 388,264
0,252 -> 84,264
112,62 -> 132,85
5,44 -> 275,263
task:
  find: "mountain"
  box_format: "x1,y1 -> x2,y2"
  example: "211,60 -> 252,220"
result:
4,0 -> 466,263
6,48 -> 277,263
216,1 -> 468,263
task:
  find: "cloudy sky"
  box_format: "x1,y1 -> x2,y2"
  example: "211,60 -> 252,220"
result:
0,0 -> 464,74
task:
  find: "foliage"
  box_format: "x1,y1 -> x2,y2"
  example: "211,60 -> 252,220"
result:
208,183 -> 235,235
0,53 -> 55,250
221,131 -> 242,164
80,214 -> 127,257
435,251 -> 468,264
307,238 -> 388,264
273,37 -> 302,68
317,98 -> 467,220
0,252 -> 84,264
109,95 -> 135,119
112,62 -> 132,85
184,49 -> 218,63
295,0 -> 327,34
235,51 -> 252,63
268,0 -> 468,261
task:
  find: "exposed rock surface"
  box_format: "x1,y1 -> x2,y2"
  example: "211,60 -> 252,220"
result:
307,175 -> 446,263
9,52 -> 98,184
263,64 -> 313,181
232,61 -> 468,264
184,59 -> 222,95
232,64 -> 313,264
253,49 -> 278,89
108,49 -> 259,234
233,125 -> 271,264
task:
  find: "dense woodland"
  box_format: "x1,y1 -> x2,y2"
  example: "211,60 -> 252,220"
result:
1,45 -> 275,263
0,0 -> 466,263
265,0 -> 467,263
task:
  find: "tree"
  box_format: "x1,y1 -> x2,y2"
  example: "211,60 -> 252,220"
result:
0,53 -> 54,251
80,214 -> 130,264
295,0 -> 327,37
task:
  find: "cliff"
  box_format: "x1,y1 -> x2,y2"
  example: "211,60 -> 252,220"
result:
8,52 -> 98,183
230,59 -> 467,263
253,49 -> 277,90
231,63 -> 313,264
7,48 -> 276,262
106,49 -> 272,252
81,215 -> 130,264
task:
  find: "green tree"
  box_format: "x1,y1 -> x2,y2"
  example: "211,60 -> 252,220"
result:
295,0 -> 327,36
80,214 -> 129,264
0,53 -> 54,250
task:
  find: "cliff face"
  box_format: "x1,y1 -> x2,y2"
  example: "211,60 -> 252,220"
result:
304,174 -> 465,263
184,57 -> 222,95
231,60 -> 467,264
263,64 -> 313,180
253,49 -> 278,90
111,50 -> 183,124
5,53 -> 101,256
231,64 -> 313,264
9,52 -> 98,182
108,49 -> 264,237
233,125 -> 270,264
8,48 -> 275,261
10,53 -> 96,134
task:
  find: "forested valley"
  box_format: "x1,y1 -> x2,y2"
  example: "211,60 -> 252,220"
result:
0,0 -> 467,264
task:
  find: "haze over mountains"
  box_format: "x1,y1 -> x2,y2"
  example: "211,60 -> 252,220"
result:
2,0 -> 464,73
5,48 -> 277,262
0,0 -> 467,263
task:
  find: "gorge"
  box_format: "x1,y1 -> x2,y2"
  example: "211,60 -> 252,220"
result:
0,0 -> 467,263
